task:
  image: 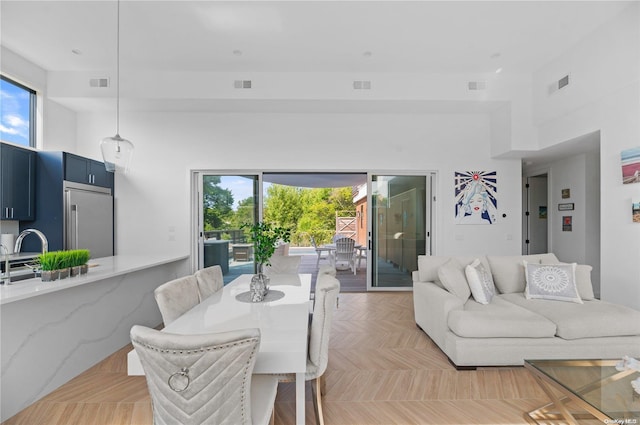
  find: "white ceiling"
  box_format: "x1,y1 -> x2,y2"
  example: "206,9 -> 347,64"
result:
1,1 -> 633,75
1,1 -> 628,164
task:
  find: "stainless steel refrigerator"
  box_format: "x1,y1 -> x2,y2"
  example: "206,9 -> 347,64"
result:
64,181 -> 113,258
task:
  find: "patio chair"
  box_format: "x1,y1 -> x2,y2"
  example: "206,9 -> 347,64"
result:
311,236 -> 332,268
332,237 -> 357,275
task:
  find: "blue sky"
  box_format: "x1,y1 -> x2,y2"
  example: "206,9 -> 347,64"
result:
0,78 -> 30,147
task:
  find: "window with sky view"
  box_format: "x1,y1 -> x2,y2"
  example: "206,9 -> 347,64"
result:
0,75 -> 34,147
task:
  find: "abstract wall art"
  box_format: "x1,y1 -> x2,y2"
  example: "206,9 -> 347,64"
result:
454,171 -> 497,225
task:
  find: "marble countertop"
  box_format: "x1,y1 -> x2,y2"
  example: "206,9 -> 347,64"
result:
0,254 -> 189,305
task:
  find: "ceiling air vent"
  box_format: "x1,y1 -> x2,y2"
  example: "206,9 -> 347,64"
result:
89,78 -> 109,88
353,80 -> 372,90
558,74 -> 570,89
548,74 -> 570,95
234,80 -> 252,89
467,81 -> 486,91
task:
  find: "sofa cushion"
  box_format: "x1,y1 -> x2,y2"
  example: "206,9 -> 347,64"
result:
487,253 -> 560,294
501,293 -> 640,340
465,258 -> 496,304
417,255 -> 489,286
447,296 -> 556,338
524,262 -> 582,304
574,265 -> 595,300
438,259 -> 471,301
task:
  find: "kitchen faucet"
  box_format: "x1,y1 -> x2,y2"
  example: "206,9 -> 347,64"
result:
1,244 -> 9,284
14,229 -> 49,254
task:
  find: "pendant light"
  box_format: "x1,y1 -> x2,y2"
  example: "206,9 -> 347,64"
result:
100,0 -> 133,173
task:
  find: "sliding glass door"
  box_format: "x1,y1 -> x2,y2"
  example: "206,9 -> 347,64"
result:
369,173 -> 433,289
195,173 -> 259,284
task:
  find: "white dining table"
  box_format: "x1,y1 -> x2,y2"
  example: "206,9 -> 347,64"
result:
127,273 -> 312,425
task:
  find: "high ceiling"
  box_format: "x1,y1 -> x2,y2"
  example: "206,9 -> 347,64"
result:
1,1 -> 632,75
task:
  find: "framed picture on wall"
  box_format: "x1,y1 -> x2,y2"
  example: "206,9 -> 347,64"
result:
562,216 -> 572,231
538,206 -> 547,219
633,199 -> 640,223
561,188 -> 571,199
621,146 -> 640,184
454,171 -> 497,225
558,203 -> 574,211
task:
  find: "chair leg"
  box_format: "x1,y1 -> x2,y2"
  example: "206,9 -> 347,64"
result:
311,377 -> 325,425
320,374 -> 327,396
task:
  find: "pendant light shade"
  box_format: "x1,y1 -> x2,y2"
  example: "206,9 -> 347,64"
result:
100,134 -> 134,173
101,0 -> 133,173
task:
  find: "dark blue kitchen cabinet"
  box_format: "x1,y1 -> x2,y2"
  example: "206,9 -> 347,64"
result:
64,153 -> 113,189
0,143 -> 36,220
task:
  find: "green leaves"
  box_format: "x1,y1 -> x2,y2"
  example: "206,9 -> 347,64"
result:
37,249 -> 91,271
241,222 -> 291,266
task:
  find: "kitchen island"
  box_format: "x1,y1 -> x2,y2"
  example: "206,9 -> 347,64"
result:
0,254 -> 189,422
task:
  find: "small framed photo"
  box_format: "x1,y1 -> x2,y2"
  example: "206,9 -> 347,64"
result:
558,203 -> 574,211
561,188 -> 571,199
562,216 -> 572,231
538,206 -> 547,219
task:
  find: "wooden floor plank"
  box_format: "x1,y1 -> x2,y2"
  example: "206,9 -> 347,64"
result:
2,291 -> 554,425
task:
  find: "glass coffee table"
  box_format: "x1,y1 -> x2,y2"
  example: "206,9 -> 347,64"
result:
524,359 -> 640,425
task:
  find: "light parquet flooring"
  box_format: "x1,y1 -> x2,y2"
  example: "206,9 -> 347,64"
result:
4,292 -> 554,425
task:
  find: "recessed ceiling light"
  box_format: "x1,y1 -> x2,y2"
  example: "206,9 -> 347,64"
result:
363,51 -> 372,58
233,50 -> 243,56
71,49 -> 82,55
495,67 -> 503,74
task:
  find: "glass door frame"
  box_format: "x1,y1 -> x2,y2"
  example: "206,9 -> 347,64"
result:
366,171 -> 437,291
190,170 -> 263,275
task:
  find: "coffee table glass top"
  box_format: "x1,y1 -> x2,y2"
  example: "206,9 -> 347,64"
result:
525,359 -> 640,421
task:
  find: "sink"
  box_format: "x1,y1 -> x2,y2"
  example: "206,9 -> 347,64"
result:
1,264 -> 39,284
8,271 -> 37,282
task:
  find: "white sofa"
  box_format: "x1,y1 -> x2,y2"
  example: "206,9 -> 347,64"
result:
413,253 -> 640,368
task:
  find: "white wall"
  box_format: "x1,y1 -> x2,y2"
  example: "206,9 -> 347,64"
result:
533,3 -> 639,308
75,111 -> 522,259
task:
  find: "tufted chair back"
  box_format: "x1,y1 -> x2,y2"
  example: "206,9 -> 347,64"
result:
308,273 -> 341,377
154,275 -> 200,326
130,326 -> 261,425
263,255 -> 301,275
194,265 -> 224,301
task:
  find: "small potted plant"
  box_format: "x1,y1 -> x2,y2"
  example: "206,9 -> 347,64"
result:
242,222 -> 291,301
69,249 -> 90,277
38,251 -> 62,282
62,251 -> 74,279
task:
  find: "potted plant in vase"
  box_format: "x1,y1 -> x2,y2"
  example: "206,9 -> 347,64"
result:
242,222 -> 291,302
38,251 -> 62,282
69,249 -> 90,277
58,251 -> 71,279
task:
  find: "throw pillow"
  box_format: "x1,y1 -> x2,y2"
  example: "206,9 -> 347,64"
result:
437,259 -> 471,301
464,258 -> 496,304
524,261 -> 583,304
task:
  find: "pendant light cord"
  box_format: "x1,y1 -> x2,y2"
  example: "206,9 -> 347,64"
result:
116,0 -> 121,137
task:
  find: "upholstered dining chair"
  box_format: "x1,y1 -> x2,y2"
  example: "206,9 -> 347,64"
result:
130,325 -> 278,425
273,272 -> 341,425
263,255 -> 301,274
333,237 -> 356,274
194,265 -> 224,301
154,275 -> 200,326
